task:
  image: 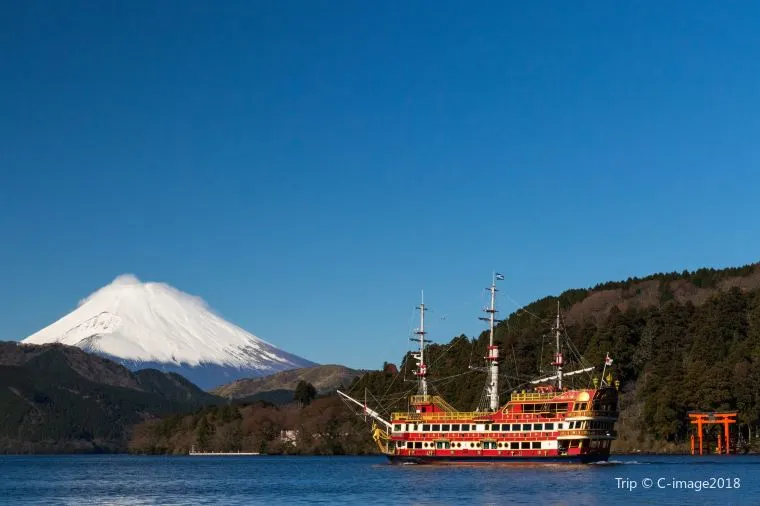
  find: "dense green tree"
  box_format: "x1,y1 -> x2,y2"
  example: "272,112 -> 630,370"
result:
294,380 -> 317,407
195,416 -> 213,450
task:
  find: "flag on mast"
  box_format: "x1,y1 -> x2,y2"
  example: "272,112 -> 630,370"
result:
605,353 -> 613,366
495,273 -> 505,280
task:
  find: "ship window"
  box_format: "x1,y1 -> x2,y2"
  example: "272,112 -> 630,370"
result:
461,424 -> 470,431
510,442 -> 519,450
422,424 -> 430,432
498,442 -> 503,448
533,423 -> 542,431
394,424 -> 402,432
432,424 -> 440,431
522,424 -> 531,431
491,424 -> 500,431
521,442 -> 530,449
503,424 -> 511,432
442,424 -> 450,431
484,424 -> 490,431
452,424 -> 460,431
532,442 -> 541,449
511,424 -> 520,431
414,442 -> 422,449
544,423 -> 554,430
406,442 -> 412,449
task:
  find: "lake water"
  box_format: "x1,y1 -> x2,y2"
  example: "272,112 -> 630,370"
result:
0,454 -> 758,505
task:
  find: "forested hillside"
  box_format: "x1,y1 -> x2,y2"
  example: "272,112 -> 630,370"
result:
212,364 -> 361,399
129,395 -> 375,455
0,343 -> 220,453
347,263 -> 760,452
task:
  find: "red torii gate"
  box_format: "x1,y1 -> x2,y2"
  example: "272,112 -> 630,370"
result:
688,412 -> 737,455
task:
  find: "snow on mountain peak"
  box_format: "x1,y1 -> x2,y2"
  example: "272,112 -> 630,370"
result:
112,273 -> 141,285
24,275 -> 314,378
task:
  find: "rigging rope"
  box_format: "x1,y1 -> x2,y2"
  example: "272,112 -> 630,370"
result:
499,292 -> 551,325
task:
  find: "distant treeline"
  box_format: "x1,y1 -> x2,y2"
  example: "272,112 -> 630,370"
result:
129,395 -> 376,455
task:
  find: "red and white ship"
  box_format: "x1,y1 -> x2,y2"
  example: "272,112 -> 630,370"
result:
339,274 -> 619,464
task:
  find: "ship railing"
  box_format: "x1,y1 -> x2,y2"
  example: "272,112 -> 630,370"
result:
391,411 -> 492,422
558,429 -> 618,438
390,431 -> 558,440
566,409 -> 619,419
409,395 -> 458,412
509,392 -> 561,402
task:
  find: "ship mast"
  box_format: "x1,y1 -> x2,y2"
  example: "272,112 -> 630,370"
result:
413,291 -> 428,396
484,273 -> 501,411
553,301 -> 564,390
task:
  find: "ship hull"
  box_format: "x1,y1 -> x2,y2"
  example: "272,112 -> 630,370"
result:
387,454 -> 608,465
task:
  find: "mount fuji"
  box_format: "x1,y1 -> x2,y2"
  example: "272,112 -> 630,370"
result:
22,274 -> 316,389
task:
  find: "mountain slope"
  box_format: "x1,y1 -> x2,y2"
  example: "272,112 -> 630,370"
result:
134,369 -> 219,405
0,342 -> 221,453
22,275 -> 315,389
213,365 -> 361,399
554,263 -> 760,325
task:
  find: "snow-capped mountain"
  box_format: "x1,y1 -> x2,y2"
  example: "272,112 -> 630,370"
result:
22,274 -> 315,389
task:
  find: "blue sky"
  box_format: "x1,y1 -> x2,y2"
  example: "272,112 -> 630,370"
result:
2,2 -> 760,370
